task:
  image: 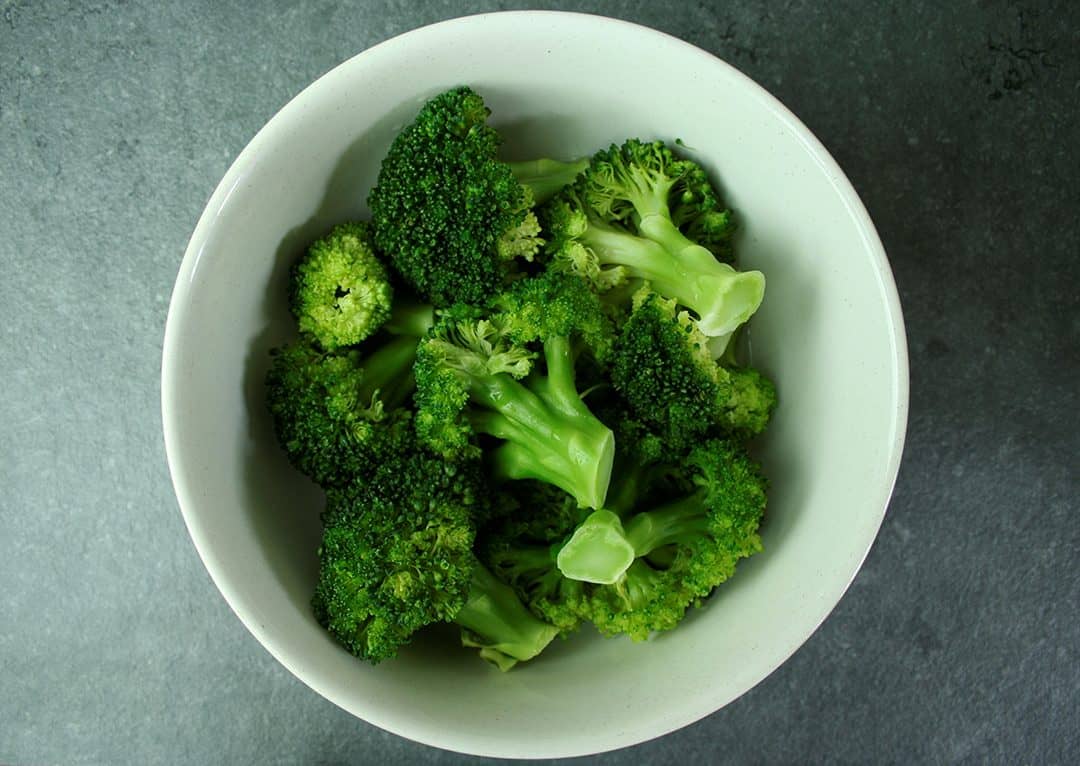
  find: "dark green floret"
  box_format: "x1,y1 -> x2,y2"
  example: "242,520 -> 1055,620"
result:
290,222 -> 394,351
413,271 -> 616,510
264,340 -> 415,488
368,86 -> 588,307
312,449 -> 558,669
610,286 -> 777,448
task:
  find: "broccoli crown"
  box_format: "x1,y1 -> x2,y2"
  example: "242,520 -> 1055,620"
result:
577,439 -> 768,640
413,315 -> 536,458
412,272 -> 617,510
541,140 -> 763,337
611,287 -> 777,446
290,222 -> 393,351
611,287 -> 717,449
579,139 -> 733,258
311,450 -> 486,663
264,343 -> 412,488
480,482 -> 590,635
367,86 -> 541,307
719,366 -> 778,439
494,269 -> 616,362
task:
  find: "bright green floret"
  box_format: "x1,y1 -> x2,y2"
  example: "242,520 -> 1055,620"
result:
611,286 -> 777,448
542,139 -> 764,337
368,86 -> 587,307
413,272 -> 616,510
312,449 -> 558,669
290,222 -> 394,351
558,439 -> 768,640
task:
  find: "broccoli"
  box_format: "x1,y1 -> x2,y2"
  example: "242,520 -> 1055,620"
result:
267,216 -> 437,487
264,336 -> 417,488
368,86 -> 588,307
555,439 -> 768,640
480,481 -> 591,636
265,99 -> 779,668
290,222 -> 394,351
610,286 -> 777,448
312,448 -> 558,670
413,271 -> 616,510
542,139 -> 764,338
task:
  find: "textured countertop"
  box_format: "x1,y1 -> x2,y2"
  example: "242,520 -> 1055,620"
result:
2,2 -> 1077,764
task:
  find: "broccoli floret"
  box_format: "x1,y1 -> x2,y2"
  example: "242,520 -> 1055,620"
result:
312,449 -> 558,669
611,286 -> 777,447
264,335 -> 418,488
290,222 -> 394,351
479,482 -> 590,636
268,221 -> 437,489
368,86 -> 587,307
413,272 -> 616,510
542,139 -> 764,338
556,439 -> 768,640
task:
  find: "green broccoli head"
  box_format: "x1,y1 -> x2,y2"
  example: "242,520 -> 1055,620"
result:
367,86 -> 542,307
413,316 -> 536,458
264,342 -> 413,488
313,445 -> 559,670
567,439 -> 768,640
541,140 -> 762,337
311,451 -> 484,663
290,222 -> 393,351
578,139 -> 734,256
494,269 -> 616,362
719,366 -> 778,439
596,138 -> 736,262
611,286 -> 776,447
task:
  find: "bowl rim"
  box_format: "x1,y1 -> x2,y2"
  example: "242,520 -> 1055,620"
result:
162,9 -> 909,758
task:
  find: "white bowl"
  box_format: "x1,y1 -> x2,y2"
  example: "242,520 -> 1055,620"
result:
162,11 -> 908,759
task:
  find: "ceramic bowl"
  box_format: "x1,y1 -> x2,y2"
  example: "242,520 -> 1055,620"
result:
162,11 -> 908,758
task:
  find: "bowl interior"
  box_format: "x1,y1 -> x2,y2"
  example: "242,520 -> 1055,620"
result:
162,12 -> 907,759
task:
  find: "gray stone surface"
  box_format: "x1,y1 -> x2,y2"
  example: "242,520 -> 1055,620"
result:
1,0 -> 1077,763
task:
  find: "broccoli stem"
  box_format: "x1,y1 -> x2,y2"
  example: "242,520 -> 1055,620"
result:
507,157 -> 590,205
356,335 -> 420,410
581,219 -> 764,337
555,509 -> 636,584
468,363 -> 614,510
383,299 -> 435,337
622,491 -> 709,555
456,560 -> 559,671
466,341 -> 617,507
556,493 -> 709,584
497,544 -> 561,582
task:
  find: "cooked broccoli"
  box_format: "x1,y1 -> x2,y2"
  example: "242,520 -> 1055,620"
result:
264,336 -> 417,488
266,91 -> 778,669
290,222 -> 394,351
556,439 -> 768,640
267,218 -> 437,488
368,86 -> 587,307
480,481 -> 590,636
542,139 -> 764,338
611,286 -> 777,448
312,449 -> 558,669
413,271 -> 616,509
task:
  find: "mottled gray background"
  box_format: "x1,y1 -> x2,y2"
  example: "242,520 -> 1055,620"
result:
2,1 -> 1077,764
